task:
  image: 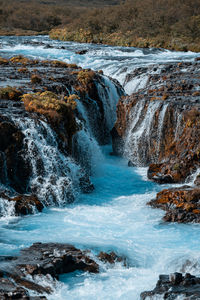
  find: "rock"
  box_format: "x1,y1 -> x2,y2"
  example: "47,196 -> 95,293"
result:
147,187 -> 200,223
79,174 -> 95,193
75,49 -> 88,55
0,192 -> 44,216
0,55 -> 123,209
194,174 -> 200,186
112,61 -> 200,183
0,117 -> 31,193
140,272 -> 200,299
0,242 -> 111,298
97,251 -> 123,264
128,160 -> 136,167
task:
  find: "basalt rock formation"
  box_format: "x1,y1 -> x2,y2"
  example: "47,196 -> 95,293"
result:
112,61 -> 200,184
141,272 -> 200,299
0,243 -> 99,298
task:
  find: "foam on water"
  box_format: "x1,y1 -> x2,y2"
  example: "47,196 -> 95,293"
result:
0,147 -> 200,299
0,36 -> 200,299
1,36 -> 199,94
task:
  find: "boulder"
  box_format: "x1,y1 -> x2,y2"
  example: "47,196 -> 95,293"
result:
141,272 -> 200,299
148,187 -> 200,223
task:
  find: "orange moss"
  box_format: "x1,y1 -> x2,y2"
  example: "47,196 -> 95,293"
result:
0,86 -> 22,101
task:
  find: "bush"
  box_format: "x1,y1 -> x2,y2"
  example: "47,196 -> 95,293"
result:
0,86 -> 22,100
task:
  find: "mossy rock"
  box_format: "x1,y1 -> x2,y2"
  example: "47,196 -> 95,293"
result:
0,86 -> 22,101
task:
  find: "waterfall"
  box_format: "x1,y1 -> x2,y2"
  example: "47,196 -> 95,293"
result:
12,116 -> 82,206
0,197 -> 15,218
124,100 -> 161,165
156,103 -> 169,159
96,75 -> 123,131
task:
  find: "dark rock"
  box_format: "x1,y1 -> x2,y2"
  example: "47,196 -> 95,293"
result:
0,243 -> 100,297
112,61 -> 200,183
148,187 -> 200,223
194,174 -> 200,186
0,192 -> 44,216
79,174 -> 94,193
128,160 -> 136,167
98,251 -> 123,264
141,272 -> 200,299
75,50 -> 88,55
0,118 -> 31,194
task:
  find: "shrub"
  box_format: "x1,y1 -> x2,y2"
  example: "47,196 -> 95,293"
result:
21,91 -> 77,119
10,55 -> 30,65
77,70 -> 95,86
0,86 -> 22,101
0,57 -> 9,65
31,74 -> 42,84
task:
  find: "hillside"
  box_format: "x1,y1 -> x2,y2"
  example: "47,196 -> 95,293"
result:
0,0 -> 200,51
50,0 -> 200,51
0,0 -> 120,35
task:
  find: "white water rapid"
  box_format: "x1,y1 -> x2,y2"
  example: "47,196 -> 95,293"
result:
0,36 -> 200,300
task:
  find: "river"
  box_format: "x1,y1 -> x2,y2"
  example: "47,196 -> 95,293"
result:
0,36 -> 200,299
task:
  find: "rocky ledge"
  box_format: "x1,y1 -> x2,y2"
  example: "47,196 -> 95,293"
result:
0,243 -> 123,298
148,187 -> 200,223
0,55 -> 123,215
112,61 -> 200,184
0,243 -> 98,298
141,272 -> 200,299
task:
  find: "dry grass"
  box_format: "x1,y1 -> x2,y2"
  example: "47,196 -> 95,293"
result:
21,91 -> 78,120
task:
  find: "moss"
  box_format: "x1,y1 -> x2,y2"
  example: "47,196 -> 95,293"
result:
10,55 -> 30,65
173,163 -> 180,171
21,91 -> 77,118
0,57 -> 9,65
77,69 -> 96,86
31,74 -> 42,84
22,91 -> 78,151
162,94 -> 168,100
0,86 -> 22,101
50,28 -> 200,52
49,60 -> 79,69
18,67 -> 29,73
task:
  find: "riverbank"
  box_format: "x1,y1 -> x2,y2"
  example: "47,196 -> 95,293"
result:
49,28 -> 200,52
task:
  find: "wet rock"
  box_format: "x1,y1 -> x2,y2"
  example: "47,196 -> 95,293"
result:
98,251 -> 123,264
148,187 -> 200,223
0,277 -> 47,299
194,174 -> 200,186
112,61 -> 200,183
0,55 -> 123,209
75,49 -> 88,55
0,192 -> 44,216
79,174 -> 95,193
0,117 -> 31,193
0,243 -> 99,297
140,272 -> 200,299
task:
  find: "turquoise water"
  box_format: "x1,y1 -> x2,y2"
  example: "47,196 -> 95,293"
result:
0,36 -> 200,299
1,146 -> 200,299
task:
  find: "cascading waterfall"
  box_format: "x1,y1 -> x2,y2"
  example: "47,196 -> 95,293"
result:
13,116 -> 82,206
155,103 -> 169,159
96,75 -> 122,131
124,100 -> 161,165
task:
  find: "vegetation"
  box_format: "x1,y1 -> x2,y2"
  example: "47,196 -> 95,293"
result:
50,0 -> 200,51
0,0 -> 119,35
77,70 -> 96,86
1,0 -> 200,51
31,74 -> 42,84
21,91 -> 78,119
0,86 -> 22,100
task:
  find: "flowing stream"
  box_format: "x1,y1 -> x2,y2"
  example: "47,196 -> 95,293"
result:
0,36 -> 200,299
